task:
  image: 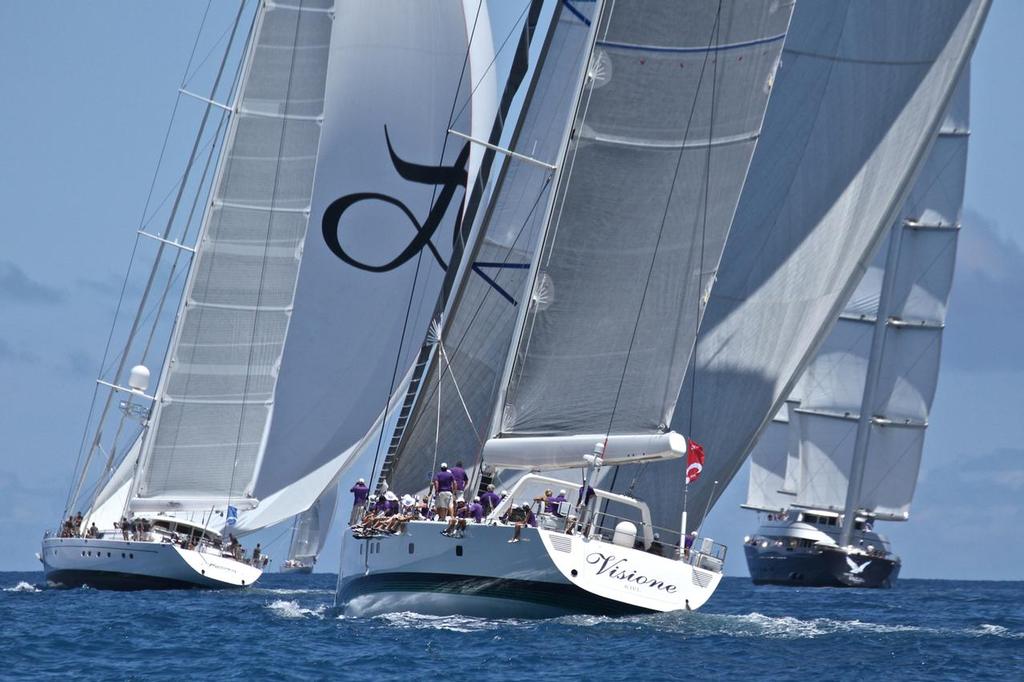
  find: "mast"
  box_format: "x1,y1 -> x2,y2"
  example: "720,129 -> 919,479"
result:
838,222 -> 904,547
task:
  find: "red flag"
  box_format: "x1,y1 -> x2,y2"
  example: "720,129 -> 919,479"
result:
686,441 -> 705,484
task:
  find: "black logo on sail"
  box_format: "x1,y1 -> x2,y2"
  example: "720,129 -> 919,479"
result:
322,126 -> 469,273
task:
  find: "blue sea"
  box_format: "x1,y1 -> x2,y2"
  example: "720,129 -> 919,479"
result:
1,572 -> 1020,680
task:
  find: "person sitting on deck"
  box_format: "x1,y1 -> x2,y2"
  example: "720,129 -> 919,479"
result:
508,502 -> 537,543
433,463 -> 456,522
86,522 -> 99,539
450,460 -> 469,494
443,497 -> 469,537
468,497 -> 484,525
349,478 -> 369,525
480,484 -> 501,516
384,491 -> 400,516
417,495 -> 431,520
73,512 -> 83,533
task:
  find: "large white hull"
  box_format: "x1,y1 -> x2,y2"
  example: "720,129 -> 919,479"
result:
41,536 -> 262,590
337,521 -> 721,618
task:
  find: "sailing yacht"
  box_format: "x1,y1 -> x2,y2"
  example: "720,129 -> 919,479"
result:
42,0 -> 496,589
337,0 -> 792,617
742,69 -> 973,588
281,485 -> 337,574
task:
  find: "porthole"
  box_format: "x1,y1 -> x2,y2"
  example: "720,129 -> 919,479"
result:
376,542 -> 381,553
571,569 -> 578,577
121,553 -> 126,558
408,543 -> 414,555
81,551 -> 86,557
359,544 -> 363,556
129,553 -> 134,559
107,552 -> 111,558
455,545 -> 463,557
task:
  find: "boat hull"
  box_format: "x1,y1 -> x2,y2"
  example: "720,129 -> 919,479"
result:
338,520 -> 721,617
745,543 -> 900,589
280,565 -> 314,575
41,536 -> 262,590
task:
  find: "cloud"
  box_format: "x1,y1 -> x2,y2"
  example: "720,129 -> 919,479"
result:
0,338 -> 39,365
887,447 -> 1024,579
76,273 -> 124,297
941,208 -> 1024,371
0,260 -> 65,305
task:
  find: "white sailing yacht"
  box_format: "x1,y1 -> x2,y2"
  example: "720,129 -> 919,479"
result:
281,485 -> 336,574
742,68 -> 973,588
41,0 -> 497,589
338,0 -> 793,617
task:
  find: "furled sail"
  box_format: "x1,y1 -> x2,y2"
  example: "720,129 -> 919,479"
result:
482,0 -> 793,471
794,70 -> 971,520
630,0 -> 989,534
387,2 -> 595,495
285,483 -> 338,565
133,1 -> 496,522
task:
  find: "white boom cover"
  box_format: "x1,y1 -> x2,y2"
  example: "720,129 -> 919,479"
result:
633,0 -> 988,534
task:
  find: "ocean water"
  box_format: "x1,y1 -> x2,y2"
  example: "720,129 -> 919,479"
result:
1,572 -> 1020,680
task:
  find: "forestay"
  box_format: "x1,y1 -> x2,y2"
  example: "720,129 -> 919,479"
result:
387,2 -> 595,495
485,0 -> 793,472
633,0 -> 988,534
794,70 -> 971,520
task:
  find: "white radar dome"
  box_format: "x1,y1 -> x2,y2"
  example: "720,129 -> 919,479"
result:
129,365 -> 150,393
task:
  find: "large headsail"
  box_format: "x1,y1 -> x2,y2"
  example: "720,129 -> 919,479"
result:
483,0 -> 793,470
793,70 -> 971,522
744,402 -> 798,512
132,1 -> 495,519
133,0 -> 336,509
629,0 -> 989,534
386,2 -> 595,495
285,483 -> 338,565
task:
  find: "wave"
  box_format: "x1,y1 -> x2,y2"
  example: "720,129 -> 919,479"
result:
3,581 -> 41,593
255,588 -> 334,596
372,611 -> 520,633
265,599 -> 328,619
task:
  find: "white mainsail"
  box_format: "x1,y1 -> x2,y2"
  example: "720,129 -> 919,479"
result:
631,0 -> 989,535
482,0 -> 793,471
129,1 -> 497,530
791,69 -> 971,521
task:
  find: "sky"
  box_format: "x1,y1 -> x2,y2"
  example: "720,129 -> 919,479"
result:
0,1 -> 1021,580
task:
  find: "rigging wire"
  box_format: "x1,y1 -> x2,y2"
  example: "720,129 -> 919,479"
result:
600,0 -> 724,515
366,0 -> 488,497
62,0 -> 231,518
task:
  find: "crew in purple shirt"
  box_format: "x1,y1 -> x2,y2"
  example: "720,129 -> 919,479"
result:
433,463 -> 456,521
349,478 -> 369,524
479,484 -> 501,515
450,460 -> 469,493
468,497 -> 484,523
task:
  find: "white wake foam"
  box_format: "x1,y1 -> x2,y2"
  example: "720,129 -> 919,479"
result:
266,599 -> 327,619
3,581 -> 41,593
